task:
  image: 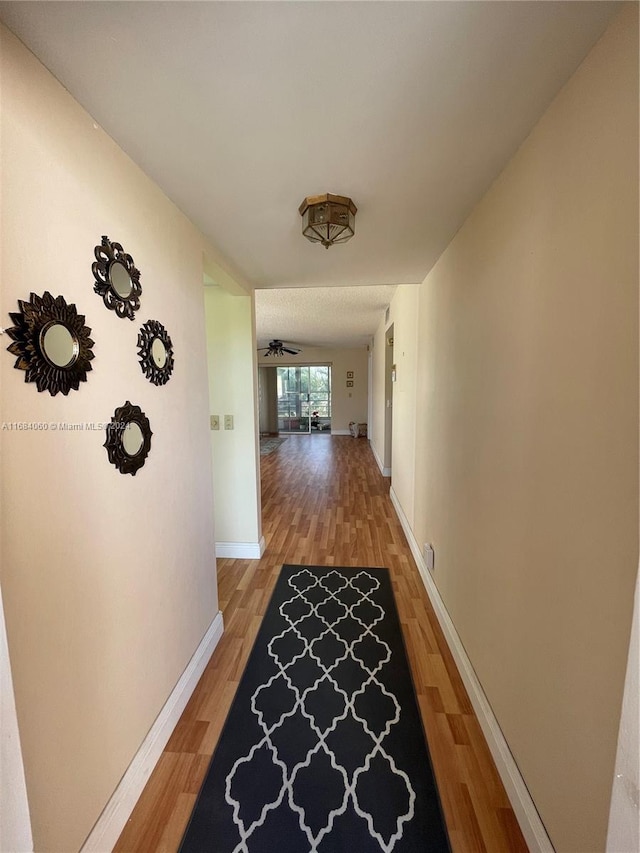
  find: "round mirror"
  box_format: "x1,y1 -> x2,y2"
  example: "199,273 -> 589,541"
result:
93,237 -> 141,320
109,261 -> 133,298
40,322 -> 78,368
137,320 -> 174,386
151,337 -> 168,369
122,422 -> 144,456
7,292 -> 94,395
104,402 -> 152,475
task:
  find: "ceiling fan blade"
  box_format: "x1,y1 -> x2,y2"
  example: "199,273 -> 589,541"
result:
257,339 -> 303,357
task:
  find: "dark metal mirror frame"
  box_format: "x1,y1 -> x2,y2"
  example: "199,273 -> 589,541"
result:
104,401 -> 152,476
5,291 -> 95,396
137,319 -> 174,386
92,235 -> 142,320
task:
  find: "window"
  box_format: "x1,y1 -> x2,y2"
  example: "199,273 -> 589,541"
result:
276,365 -> 331,432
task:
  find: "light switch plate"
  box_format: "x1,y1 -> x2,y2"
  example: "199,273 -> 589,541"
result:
224,414 -> 234,430
210,415 -> 220,430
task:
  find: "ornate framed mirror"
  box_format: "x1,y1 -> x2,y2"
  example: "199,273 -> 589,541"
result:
137,320 -> 174,386
5,291 -> 95,395
104,401 -> 152,476
92,235 -> 142,320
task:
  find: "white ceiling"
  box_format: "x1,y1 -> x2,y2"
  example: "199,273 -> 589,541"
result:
0,1 -> 620,347
255,284 -> 397,349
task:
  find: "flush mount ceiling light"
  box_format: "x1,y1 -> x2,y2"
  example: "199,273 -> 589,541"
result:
299,193 -> 357,249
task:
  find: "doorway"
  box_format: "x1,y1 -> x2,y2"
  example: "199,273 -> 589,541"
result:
384,325 -> 394,473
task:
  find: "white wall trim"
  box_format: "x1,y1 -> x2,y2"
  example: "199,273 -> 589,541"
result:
216,536 -> 265,559
607,570 -> 639,852
370,440 -> 391,477
80,611 -> 224,853
331,429 -> 351,436
389,488 -> 554,853
0,585 -> 33,853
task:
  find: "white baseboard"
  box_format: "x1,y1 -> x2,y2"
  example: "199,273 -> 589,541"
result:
80,611 -> 224,853
216,536 -> 265,559
389,488 -> 554,853
331,429 -> 351,435
370,441 -> 391,477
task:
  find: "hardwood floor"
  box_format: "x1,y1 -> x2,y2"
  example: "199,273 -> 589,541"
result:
114,434 -> 528,852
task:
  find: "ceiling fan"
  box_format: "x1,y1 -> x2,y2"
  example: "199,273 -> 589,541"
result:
257,339 -> 302,358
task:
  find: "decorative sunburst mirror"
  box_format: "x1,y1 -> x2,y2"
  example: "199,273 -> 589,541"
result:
92,235 -> 142,320
104,401 -> 152,476
137,320 -> 174,386
5,291 -> 95,395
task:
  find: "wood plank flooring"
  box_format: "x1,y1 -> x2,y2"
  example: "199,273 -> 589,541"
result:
114,434 -> 529,852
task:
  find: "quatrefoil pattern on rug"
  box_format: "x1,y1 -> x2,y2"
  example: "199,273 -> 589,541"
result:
180,565 -> 451,853
226,568 -> 413,852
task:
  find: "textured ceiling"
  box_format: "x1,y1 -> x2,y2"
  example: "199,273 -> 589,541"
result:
0,1 -> 620,347
255,285 -> 398,350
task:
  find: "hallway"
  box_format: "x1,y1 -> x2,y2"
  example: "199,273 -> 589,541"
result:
115,435 -> 528,852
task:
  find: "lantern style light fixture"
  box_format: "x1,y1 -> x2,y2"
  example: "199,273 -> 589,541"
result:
299,193 -> 357,249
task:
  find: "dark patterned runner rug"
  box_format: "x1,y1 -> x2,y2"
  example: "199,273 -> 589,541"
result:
180,564 -> 451,853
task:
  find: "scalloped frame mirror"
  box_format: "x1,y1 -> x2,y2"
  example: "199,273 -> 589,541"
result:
138,319 -> 174,386
5,291 -> 95,395
92,235 -> 142,320
104,401 -> 152,476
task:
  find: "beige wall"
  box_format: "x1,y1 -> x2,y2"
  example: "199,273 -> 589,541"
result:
373,7 -> 638,851
260,347 -> 369,433
0,27 -> 226,851
205,286 -> 261,547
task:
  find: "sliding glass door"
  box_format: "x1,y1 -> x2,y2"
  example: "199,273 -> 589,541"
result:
277,366 -> 306,433
276,365 -> 331,433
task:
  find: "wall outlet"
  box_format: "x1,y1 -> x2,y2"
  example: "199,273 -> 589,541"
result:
210,415 -> 220,430
224,414 -> 234,430
424,543 -> 435,573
